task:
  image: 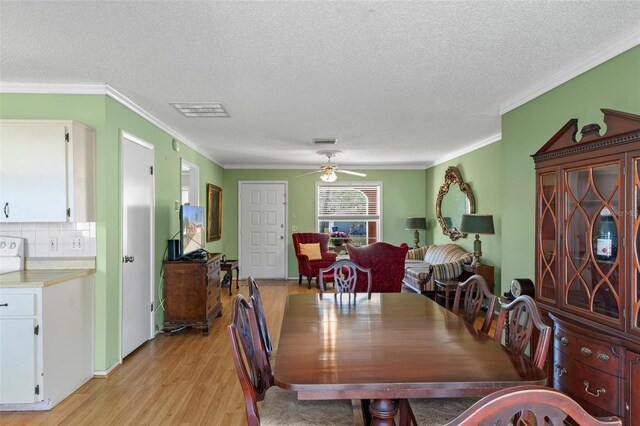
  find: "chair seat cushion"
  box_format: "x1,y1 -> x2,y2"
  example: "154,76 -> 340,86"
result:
408,397 -> 478,425
259,387 -> 354,425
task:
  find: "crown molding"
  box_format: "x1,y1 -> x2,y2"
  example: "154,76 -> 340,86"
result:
500,31 -> 640,116
223,163 -> 427,170
0,82 -> 219,164
429,132 -> 502,168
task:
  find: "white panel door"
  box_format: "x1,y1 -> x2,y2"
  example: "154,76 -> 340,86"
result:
240,182 -> 286,279
121,133 -> 154,359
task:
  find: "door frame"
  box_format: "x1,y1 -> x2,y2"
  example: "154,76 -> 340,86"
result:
119,130 -> 155,362
238,180 -> 288,280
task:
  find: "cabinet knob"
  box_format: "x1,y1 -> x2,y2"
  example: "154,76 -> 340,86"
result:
561,336 -> 569,346
581,347 -> 593,357
3,202 -> 8,218
0,303 -> 8,307
597,352 -> 610,362
554,363 -> 567,377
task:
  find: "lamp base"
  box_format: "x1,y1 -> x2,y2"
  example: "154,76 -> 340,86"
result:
413,230 -> 420,249
472,234 -> 483,266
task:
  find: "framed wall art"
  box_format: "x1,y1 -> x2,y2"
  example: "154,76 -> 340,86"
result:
206,183 -> 222,241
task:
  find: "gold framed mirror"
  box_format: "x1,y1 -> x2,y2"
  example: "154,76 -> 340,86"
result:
436,166 -> 475,241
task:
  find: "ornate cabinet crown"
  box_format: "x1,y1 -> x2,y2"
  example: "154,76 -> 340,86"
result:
532,109 -> 640,425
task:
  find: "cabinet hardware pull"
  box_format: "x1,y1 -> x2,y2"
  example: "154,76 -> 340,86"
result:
3,202 -> 8,218
0,303 -> 8,307
561,336 -> 569,346
555,332 -> 560,340
597,352 -> 610,362
555,364 -> 567,377
581,347 -> 593,357
583,381 -> 605,398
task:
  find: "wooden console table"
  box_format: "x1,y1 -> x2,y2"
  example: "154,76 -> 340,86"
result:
220,259 -> 239,295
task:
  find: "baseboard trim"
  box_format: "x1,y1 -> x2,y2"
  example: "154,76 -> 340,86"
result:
93,361 -> 122,379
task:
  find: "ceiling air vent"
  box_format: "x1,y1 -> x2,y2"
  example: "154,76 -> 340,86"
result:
170,102 -> 230,118
313,138 -> 337,146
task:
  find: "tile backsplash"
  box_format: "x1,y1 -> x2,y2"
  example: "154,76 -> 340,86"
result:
0,222 -> 96,257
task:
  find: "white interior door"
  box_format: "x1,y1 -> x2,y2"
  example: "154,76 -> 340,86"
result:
239,182 -> 287,279
121,132 -> 154,359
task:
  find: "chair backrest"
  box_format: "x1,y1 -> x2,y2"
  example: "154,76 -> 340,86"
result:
319,259 -> 372,300
228,295 -> 273,425
248,276 -> 273,354
452,274 -> 497,335
493,295 -> 551,370
292,232 -> 331,255
448,385 -> 621,426
346,242 -> 409,292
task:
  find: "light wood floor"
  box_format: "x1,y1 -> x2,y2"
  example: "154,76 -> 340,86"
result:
0,281 -> 492,425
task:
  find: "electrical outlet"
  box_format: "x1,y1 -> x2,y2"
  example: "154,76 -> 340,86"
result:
291,225 -> 298,231
70,237 -> 84,250
49,237 -> 58,251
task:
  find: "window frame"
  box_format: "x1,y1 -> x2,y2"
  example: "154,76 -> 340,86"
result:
315,181 -> 383,244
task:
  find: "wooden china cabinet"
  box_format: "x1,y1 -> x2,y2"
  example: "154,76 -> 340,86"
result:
532,109 -> 640,425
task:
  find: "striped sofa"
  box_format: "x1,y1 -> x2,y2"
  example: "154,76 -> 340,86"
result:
403,244 -> 473,294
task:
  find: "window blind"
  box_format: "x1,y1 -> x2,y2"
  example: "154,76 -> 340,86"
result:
317,184 -> 380,219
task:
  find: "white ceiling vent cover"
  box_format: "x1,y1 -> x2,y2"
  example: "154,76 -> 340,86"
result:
313,138 -> 337,145
170,102 -> 230,118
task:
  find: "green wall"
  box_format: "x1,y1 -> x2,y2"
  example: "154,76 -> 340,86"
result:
501,45 -> 640,295
0,93 -> 223,370
426,45 -> 640,296
222,169 -> 427,277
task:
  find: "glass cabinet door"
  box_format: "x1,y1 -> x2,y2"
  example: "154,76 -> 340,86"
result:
538,172 -> 558,303
564,162 -> 622,324
632,155 -> 640,336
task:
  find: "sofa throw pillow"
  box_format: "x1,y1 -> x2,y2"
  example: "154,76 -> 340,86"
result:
432,259 -> 465,280
299,243 -> 322,260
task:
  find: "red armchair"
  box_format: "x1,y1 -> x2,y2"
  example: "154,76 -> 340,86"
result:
292,233 -> 338,288
346,242 -> 409,293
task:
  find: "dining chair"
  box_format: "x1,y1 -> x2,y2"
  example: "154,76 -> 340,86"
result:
401,295 -> 553,426
447,385 -> 621,425
248,276 -> 273,354
493,295 -> 552,370
319,259 -> 372,301
228,295 -> 355,426
451,274 -> 497,335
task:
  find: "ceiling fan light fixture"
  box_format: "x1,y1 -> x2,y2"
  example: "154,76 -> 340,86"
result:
320,170 -> 337,182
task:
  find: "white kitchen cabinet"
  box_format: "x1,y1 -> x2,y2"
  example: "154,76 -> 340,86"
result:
0,275 -> 94,410
0,120 -> 95,222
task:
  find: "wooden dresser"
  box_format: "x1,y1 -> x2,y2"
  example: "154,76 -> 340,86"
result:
532,109 -> 640,425
162,253 -> 222,335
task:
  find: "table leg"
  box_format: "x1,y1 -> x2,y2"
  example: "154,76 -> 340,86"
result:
369,399 -> 397,426
227,269 -> 232,296
234,266 -> 239,289
444,286 -> 450,310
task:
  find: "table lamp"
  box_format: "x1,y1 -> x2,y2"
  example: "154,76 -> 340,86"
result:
460,214 -> 494,266
405,217 -> 427,248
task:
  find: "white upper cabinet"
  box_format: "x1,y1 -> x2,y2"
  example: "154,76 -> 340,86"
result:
0,120 -> 96,222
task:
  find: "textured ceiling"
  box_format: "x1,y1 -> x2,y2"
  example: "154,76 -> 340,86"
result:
1,1 -> 639,169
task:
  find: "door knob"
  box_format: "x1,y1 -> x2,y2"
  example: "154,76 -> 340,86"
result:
123,256 -> 135,263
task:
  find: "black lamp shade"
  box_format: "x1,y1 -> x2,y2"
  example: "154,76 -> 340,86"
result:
405,217 -> 427,230
460,214 -> 494,234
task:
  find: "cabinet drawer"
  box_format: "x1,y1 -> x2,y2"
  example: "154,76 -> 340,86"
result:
554,348 -> 623,416
554,325 -> 621,376
207,258 -> 220,276
0,294 -> 36,317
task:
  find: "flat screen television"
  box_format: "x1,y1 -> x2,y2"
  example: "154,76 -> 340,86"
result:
180,205 -> 205,257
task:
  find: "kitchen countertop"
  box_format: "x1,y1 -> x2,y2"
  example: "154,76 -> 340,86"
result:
0,268 -> 95,288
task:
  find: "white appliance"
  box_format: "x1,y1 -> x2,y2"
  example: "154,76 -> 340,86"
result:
0,236 -> 25,273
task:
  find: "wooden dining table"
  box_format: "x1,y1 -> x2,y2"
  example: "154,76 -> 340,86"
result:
274,293 -> 547,425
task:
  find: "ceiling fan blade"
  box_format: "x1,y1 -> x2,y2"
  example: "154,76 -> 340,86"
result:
296,169 -> 324,177
336,169 -> 367,177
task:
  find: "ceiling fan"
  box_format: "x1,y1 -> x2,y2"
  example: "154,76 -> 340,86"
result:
299,150 -> 367,182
